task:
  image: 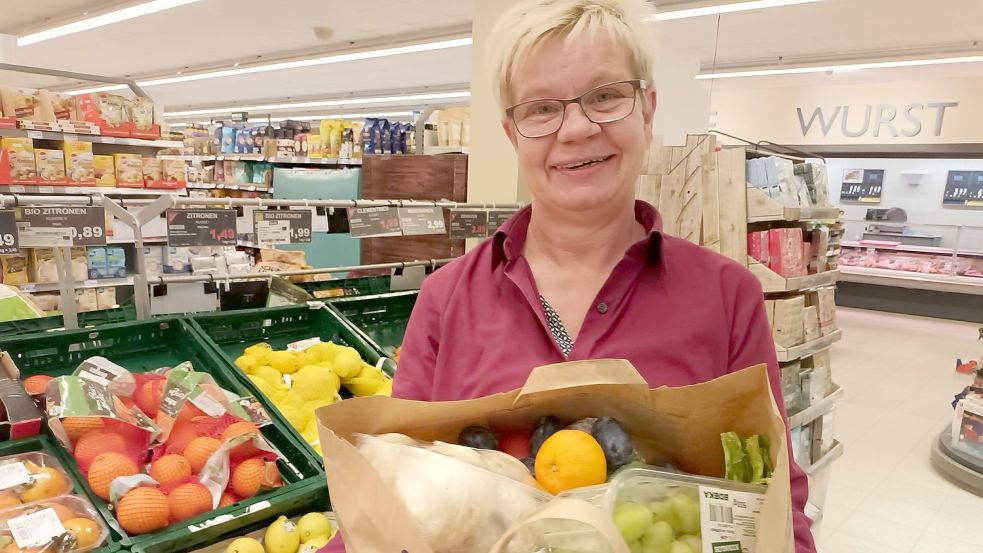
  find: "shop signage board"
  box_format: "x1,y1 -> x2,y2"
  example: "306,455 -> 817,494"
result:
448,210 -> 488,239
14,206 -> 106,247
396,207 -> 446,236
347,206 -> 402,237
0,210 -> 17,254
943,171 -> 983,207
253,209 -> 313,245
166,208 -> 237,247
839,169 -> 884,203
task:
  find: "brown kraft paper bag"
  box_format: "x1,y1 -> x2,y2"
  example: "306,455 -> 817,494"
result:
316,359 -> 793,553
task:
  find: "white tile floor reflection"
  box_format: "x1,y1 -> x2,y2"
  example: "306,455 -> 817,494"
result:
815,307 -> 983,553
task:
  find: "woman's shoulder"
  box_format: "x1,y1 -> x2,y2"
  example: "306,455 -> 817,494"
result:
418,237 -> 502,301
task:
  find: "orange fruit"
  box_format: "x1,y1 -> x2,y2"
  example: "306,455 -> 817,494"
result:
533,430 -> 607,495
63,517 -> 102,548
18,467 -> 71,503
149,455 -> 192,486
116,487 -> 169,535
183,437 -> 221,474
218,492 -> 237,508
87,452 -> 139,501
166,482 -> 213,522
22,375 -> 53,395
220,421 -> 261,461
73,430 -> 126,467
48,502 -> 76,523
229,458 -> 264,499
134,379 -> 165,418
62,417 -> 106,444
0,490 -> 21,509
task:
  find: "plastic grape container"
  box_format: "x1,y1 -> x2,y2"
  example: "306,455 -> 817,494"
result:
0,494 -> 110,553
0,452 -> 74,506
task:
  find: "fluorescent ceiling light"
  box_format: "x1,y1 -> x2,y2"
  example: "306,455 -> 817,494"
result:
164,91 -> 471,118
651,0 -> 825,21
18,0 -> 202,47
65,37 -> 473,95
694,54 -> 983,79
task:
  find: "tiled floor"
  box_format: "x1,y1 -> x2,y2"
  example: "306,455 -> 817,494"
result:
814,307 -> 983,553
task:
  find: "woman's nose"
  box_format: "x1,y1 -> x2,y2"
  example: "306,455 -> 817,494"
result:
556,102 -> 601,142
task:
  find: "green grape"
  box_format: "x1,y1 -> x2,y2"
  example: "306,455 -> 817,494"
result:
629,539 -> 644,553
678,535 -> 702,553
648,500 -> 677,527
640,520 -> 674,553
669,494 -> 701,536
669,541 -> 694,553
614,502 -> 654,543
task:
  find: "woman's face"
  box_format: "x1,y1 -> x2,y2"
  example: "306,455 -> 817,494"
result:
504,33 -> 656,214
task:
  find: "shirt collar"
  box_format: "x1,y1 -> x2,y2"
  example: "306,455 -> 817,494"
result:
492,200 -> 664,269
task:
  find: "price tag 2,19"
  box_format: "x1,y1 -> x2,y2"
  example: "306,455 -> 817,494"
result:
166,208 -> 238,247
14,206 -> 106,247
397,206 -> 446,236
253,209 -> 313,245
0,210 -> 18,254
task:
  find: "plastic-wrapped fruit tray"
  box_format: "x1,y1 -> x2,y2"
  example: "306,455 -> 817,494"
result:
0,495 -> 109,553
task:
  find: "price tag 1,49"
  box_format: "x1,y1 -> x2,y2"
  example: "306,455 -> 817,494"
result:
0,210 -> 18,254
347,206 -> 402,238
397,206 -> 446,236
253,209 -> 313,245
14,206 -> 106,247
166,208 -> 237,247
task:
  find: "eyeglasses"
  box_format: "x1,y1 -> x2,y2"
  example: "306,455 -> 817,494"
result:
506,79 -> 646,138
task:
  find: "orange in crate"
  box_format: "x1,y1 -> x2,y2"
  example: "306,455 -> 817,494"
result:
116,487 -> 170,535
183,436 -> 221,473
230,457 -> 265,499
62,417 -> 106,443
74,430 -> 127,468
149,454 -> 192,485
22,375 -> 52,395
87,452 -> 139,500
167,482 -> 212,522
218,492 -> 237,508
220,421 -> 261,460
134,378 -> 166,418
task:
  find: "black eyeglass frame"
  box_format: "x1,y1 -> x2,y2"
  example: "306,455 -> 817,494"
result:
505,79 -> 648,138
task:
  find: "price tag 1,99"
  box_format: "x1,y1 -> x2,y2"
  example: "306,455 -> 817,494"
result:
166,208 -> 237,247
397,206 -> 446,236
253,209 -> 313,245
0,210 -> 18,254
14,206 -> 106,247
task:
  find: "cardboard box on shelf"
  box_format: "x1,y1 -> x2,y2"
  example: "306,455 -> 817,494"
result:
75,288 -> 98,312
93,155 -> 116,186
75,93 -> 130,136
34,149 -> 67,184
27,248 -> 87,283
26,292 -> 60,312
144,246 -> 164,277
809,228 -> 830,274
802,305 -> 821,342
748,230 -> 770,265
39,90 -> 77,122
114,153 -> 144,187
0,87 -> 51,122
810,412 -> 836,464
142,157 -> 162,187
2,137 -> 37,183
96,286 -> 117,310
780,361 -> 803,415
126,96 -> 159,138
87,246 -> 127,279
63,141 -> 95,185
806,287 -> 837,335
767,227 -> 806,278
771,295 -> 805,348
164,246 -> 193,273
1,253 -> 29,285
158,159 -> 187,189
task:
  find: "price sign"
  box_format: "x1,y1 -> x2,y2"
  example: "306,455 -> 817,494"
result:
347,206 -> 402,237
166,208 -> 237,247
253,209 -> 313,245
942,171 -> 983,206
397,206 -> 446,236
14,206 -> 106,247
448,210 -> 488,239
0,210 -> 18,254
486,209 -> 519,235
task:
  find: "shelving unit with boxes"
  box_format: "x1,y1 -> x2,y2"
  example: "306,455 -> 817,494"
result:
636,134 -> 845,519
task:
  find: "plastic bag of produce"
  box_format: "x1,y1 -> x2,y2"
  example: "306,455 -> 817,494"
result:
317,359 -> 792,553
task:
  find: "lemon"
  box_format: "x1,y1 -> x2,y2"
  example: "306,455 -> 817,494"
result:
278,405 -> 308,432
292,365 -> 341,402
281,387 -> 306,410
234,355 -> 259,374
248,375 -> 287,403
296,351 -> 319,369
226,537 -> 264,553
306,342 -> 337,364
298,536 -> 329,553
345,374 -> 386,397
264,516 -> 300,553
301,417 -> 320,444
373,378 -> 393,397
332,347 -> 363,380
296,512 -> 333,542
266,350 -> 301,374
252,365 -> 285,388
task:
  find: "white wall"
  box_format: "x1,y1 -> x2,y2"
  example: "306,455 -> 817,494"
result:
826,157 -> 983,250
651,39 -> 712,146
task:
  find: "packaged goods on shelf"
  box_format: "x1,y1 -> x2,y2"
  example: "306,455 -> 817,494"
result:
39,90 -> 76,122
142,157 -> 162,187
802,305 -> 821,341
767,228 -> 806,277
0,87 -> 48,122
86,246 -> 127,279
126,96 -> 158,138
790,424 -> 812,467
809,227 -> 830,273
26,292 -> 60,311
92,155 -> 116,186
96,286 -> 116,310
164,246 -> 196,273
143,246 -> 164,277
75,92 -> 129,136
2,137 -> 37,183
811,412 -> 836,464
951,396 -> 983,459
75,289 -> 98,312
113,153 -> 143,187
769,295 -> 805,348
1,253 -> 29,286
160,158 -> 187,188
805,287 -> 836,335
62,141 -> 95,185
781,361 -> 803,414
0,285 -> 43,322
436,107 -> 470,148
28,247 -> 88,283
34,149 -> 67,184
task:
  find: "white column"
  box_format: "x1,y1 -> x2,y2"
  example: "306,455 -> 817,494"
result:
650,36 -> 712,145
0,34 -> 19,63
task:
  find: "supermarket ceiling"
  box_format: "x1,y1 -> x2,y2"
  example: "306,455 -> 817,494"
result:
1,0 -> 982,120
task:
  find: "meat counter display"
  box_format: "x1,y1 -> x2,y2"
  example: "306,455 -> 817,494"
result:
840,240 -> 983,279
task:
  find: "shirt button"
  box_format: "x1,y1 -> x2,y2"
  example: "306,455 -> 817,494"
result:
597,302 -> 608,314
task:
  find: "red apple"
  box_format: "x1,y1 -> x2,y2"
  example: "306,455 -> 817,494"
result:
496,430 -> 532,458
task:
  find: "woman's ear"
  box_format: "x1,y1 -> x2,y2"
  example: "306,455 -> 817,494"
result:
502,118 -> 519,148
642,88 -> 657,133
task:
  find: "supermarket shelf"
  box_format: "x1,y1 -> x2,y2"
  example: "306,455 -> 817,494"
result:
804,440 -> 843,476
749,262 -> 840,293
747,186 -> 842,223
267,156 -> 362,165
157,154 -> 362,165
788,384 -> 843,430
158,155 -> 216,163
2,184 -> 188,196
186,182 -> 271,192
776,329 -> 842,362
839,266 -> 983,296
0,127 -> 182,148
841,240 -> 983,258
424,146 -> 469,155
17,276 -> 135,293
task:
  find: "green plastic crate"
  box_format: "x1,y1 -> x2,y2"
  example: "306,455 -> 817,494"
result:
297,275 -> 392,298
0,301 -> 136,338
187,304 -> 383,460
0,318 -> 323,553
0,434 -> 120,552
326,291 -> 418,361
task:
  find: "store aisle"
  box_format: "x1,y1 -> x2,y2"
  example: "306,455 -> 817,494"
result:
815,307 -> 983,553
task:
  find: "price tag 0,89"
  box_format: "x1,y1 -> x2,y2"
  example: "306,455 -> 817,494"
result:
0,210 -> 19,255
13,206 -> 106,247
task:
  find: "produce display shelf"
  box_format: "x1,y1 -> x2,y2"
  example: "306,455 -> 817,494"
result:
327,290 -> 419,360
297,275 -> 393,298
788,384 -> 843,430
186,182 -> 270,192
746,186 -> 842,223
804,440 -> 843,476
1,184 -> 187,196
932,429 -> 983,495
776,329 -> 842,363
0,127 -> 182,148
0,318 -> 322,553
749,262 -> 840,293
838,266 -> 983,296
0,301 -> 136,337
17,275 -> 135,293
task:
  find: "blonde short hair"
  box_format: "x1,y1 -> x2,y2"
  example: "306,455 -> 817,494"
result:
487,0 -> 656,112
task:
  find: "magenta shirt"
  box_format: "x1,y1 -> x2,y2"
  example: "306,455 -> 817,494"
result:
324,201 -> 816,553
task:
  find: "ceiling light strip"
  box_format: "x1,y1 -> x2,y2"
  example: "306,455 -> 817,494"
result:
167,111 -> 416,127
18,0 -> 203,47
694,54 -> 983,79
651,0 -> 825,21
164,91 -> 471,118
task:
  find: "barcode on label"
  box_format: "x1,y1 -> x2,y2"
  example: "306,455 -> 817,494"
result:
709,504 -> 734,524
9,508 -> 66,548
0,462 -> 31,490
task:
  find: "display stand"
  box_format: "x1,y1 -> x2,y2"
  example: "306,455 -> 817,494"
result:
932,429 -> 983,494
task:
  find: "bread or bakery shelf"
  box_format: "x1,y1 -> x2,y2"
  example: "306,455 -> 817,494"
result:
746,186 -> 842,223
16,276 -> 135,293
838,266 -> 983,295
1,185 -> 188,196
0,127 -> 182,148
776,329 -> 842,362
788,384 -> 843,430
804,440 -> 843,476
749,262 -> 840,293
